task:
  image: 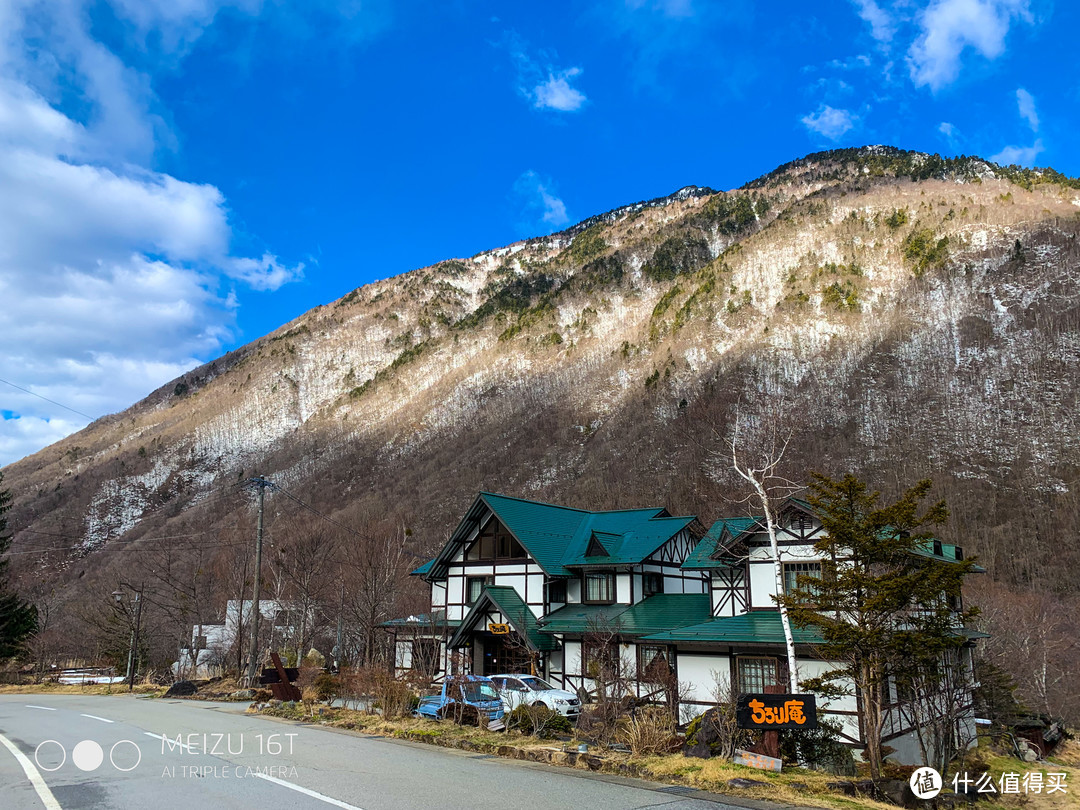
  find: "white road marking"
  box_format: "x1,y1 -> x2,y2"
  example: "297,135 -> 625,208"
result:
0,731 -> 63,810
79,713 -> 114,724
24,705 -> 57,711
255,773 -> 366,810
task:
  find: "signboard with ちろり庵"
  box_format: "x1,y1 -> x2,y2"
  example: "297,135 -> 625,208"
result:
735,694 -> 817,730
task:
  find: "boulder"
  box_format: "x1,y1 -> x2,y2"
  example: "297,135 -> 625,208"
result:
164,681 -> 197,697
230,689 -> 255,700
728,778 -> 770,789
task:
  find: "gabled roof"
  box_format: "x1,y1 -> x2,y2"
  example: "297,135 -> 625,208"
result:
640,611 -> 824,645
682,516 -> 759,570
537,593 -> 710,637
448,586 -> 557,652
417,492 -> 695,580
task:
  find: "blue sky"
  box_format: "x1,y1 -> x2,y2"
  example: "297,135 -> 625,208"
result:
0,0 -> 1072,465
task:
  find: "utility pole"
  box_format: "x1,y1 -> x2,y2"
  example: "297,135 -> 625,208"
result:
128,585 -> 143,692
244,476 -> 273,687
333,581 -> 345,673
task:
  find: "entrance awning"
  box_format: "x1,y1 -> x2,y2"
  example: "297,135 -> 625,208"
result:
448,586 -> 558,652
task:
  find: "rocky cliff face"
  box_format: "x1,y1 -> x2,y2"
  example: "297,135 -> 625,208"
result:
7,146 -> 1080,597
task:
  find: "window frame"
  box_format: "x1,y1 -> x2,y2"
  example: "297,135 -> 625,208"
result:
466,517 -> 528,561
546,578 -> 568,605
782,561 -> 823,601
736,655 -> 780,694
637,644 -> 673,679
642,571 -> 663,598
582,571 -> 615,604
466,575 -> 493,606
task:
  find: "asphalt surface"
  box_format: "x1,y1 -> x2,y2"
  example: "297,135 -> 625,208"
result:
0,694 -> 747,810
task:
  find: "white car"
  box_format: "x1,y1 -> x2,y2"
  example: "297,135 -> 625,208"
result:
489,674 -> 582,718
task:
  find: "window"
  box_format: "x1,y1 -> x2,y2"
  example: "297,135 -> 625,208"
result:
638,644 -> 672,680
466,576 -> 492,606
737,656 -> 779,694
642,571 -> 663,598
583,572 -> 615,604
546,578 -> 567,605
466,517 -> 527,560
782,562 -> 822,600
412,639 -> 440,676
789,512 -> 811,532
194,635 -> 208,650
583,641 -> 619,679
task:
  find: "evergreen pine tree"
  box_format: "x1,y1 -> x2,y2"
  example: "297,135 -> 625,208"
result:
0,472 -> 38,659
779,473 -> 978,779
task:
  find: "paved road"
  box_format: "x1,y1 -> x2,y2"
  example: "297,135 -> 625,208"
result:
0,695 -> 743,810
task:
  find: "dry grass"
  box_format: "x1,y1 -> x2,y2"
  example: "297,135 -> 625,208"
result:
0,682 -> 164,696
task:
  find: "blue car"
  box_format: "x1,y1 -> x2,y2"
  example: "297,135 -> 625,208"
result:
415,674 -> 505,723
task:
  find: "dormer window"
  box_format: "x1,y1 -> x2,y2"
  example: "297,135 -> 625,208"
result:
585,533 -> 610,557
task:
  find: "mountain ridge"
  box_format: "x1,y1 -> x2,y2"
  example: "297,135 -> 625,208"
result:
6,144 -> 1080,605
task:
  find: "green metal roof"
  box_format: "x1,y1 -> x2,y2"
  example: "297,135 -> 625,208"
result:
380,610 -> 460,630
423,492 -> 695,579
448,585 -> 558,652
640,611 -> 824,645
411,558 -> 436,577
610,593 -> 711,636
536,602 -> 627,634
538,593 -> 710,637
682,517 -> 759,569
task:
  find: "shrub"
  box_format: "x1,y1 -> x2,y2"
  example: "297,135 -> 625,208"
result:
313,672 -> 340,703
778,713 -> 853,773
505,705 -> 574,738
616,706 -> 679,756
683,705 -> 752,759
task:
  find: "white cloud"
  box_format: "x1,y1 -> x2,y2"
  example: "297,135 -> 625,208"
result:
908,0 -> 1032,91
504,34 -> 587,113
801,105 -> 857,140
939,121 -> 956,137
1016,87 -> 1038,131
852,0 -> 896,43
991,139 -> 1043,167
532,68 -> 587,112
0,1 -> 303,466
514,171 -> 570,233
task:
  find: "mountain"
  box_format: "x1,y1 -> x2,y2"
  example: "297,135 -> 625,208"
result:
6,145 -> 1080,625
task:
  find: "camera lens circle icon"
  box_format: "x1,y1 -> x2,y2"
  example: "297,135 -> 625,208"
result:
34,740 -> 66,772
72,740 -> 104,772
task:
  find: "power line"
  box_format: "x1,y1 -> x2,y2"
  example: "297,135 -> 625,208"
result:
273,485 -> 369,541
0,376 -> 98,421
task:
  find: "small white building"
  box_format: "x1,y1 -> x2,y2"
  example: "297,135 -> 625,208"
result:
387,491 -> 983,765
173,599 -> 311,679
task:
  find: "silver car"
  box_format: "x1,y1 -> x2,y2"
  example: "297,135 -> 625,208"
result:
490,674 -> 582,718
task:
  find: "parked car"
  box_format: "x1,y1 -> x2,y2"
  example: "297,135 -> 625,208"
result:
414,674 -> 505,723
489,674 -> 582,718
